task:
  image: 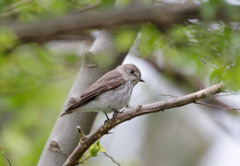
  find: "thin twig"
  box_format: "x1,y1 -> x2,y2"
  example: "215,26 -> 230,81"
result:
213,92 -> 239,97
0,146 -> 12,166
198,56 -> 218,90
103,152 -> 120,166
199,65 -> 207,90
204,56 -> 219,68
78,154 -> 92,165
5,0 -> 34,11
77,126 -> 86,138
0,3 -> 33,17
195,102 -> 240,111
198,57 -> 207,64
75,3 -> 100,13
159,94 -> 178,98
198,57 -> 218,69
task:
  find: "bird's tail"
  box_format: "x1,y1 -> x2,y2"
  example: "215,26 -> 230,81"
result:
60,109 -> 73,117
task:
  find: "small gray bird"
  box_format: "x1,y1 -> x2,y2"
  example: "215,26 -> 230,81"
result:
60,64 -> 144,117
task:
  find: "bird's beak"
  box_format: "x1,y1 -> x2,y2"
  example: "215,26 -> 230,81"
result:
139,78 -> 145,82
134,73 -> 145,82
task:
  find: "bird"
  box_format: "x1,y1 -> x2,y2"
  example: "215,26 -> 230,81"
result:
60,63 -> 144,117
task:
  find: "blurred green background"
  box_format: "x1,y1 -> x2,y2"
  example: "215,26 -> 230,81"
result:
1,0 -> 240,165
0,44 -> 79,165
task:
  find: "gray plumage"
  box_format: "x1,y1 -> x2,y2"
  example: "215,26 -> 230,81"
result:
60,63 -> 144,117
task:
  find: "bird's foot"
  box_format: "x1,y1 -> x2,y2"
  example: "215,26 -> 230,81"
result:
112,108 -> 123,118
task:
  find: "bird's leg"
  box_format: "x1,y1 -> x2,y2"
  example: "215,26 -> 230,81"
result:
112,108 -> 122,117
104,112 -> 110,123
104,112 -> 110,120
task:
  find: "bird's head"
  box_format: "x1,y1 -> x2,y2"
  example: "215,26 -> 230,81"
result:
118,63 -> 144,85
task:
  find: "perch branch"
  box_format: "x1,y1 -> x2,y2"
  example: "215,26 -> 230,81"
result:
63,83 -> 223,166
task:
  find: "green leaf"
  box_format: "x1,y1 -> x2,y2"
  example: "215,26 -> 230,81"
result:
114,30 -> 137,52
0,27 -> 18,51
89,140 -> 106,157
222,59 -> 240,91
138,24 -> 164,56
89,141 -> 100,157
210,68 -> 223,84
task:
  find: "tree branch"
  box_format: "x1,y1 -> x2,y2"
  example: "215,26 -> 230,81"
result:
63,83 -> 223,166
103,152 -> 120,166
8,3 -> 240,43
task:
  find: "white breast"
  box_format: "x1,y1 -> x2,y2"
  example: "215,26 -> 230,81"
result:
91,81 -> 133,113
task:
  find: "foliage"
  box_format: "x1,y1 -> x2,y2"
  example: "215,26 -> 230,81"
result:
138,22 -> 240,91
114,28 -> 138,52
0,0 -> 240,165
79,140 -> 106,165
0,43 -> 79,165
0,1 -> 116,165
0,0 -> 116,22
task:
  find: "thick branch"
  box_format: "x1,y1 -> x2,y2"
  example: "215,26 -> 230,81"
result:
8,3 -> 240,43
64,83 -> 223,166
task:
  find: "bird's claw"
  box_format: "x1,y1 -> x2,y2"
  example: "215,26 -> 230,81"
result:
112,108 -> 123,118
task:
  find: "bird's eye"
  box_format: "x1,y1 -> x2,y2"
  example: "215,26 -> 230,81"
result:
130,70 -> 134,74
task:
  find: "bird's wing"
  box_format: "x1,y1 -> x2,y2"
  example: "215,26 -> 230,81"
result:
79,76 -> 125,106
60,70 -> 125,116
